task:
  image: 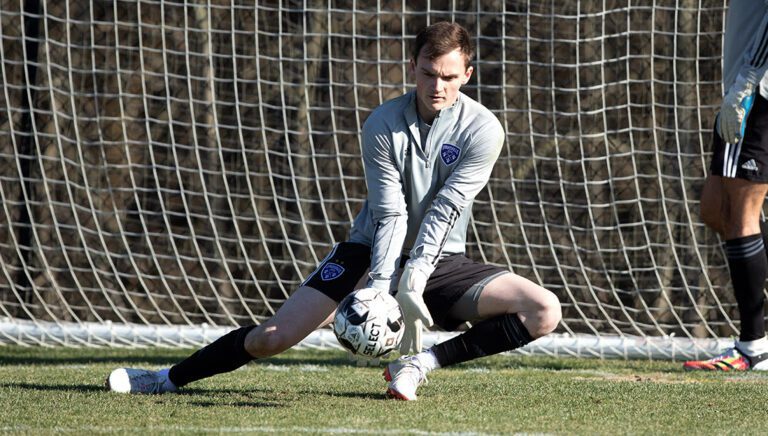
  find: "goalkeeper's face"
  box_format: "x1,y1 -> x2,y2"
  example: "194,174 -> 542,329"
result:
411,48 -> 473,123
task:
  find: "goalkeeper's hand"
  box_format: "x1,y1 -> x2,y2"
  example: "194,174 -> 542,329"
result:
396,259 -> 434,355
717,72 -> 758,144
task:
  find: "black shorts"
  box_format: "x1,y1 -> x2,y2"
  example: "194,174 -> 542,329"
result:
710,92 -> 768,182
302,241 -> 507,330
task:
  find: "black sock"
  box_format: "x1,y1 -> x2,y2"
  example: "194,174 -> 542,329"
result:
432,313 -> 533,367
725,235 -> 767,342
761,221 -> 768,263
168,325 -> 257,387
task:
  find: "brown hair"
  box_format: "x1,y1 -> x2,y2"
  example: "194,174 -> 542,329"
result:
411,22 -> 474,68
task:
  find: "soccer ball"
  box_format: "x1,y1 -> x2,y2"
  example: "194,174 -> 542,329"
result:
333,287 -> 404,358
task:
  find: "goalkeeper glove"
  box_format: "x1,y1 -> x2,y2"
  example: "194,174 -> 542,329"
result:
396,258 -> 434,355
717,71 -> 759,144
367,277 -> 392,292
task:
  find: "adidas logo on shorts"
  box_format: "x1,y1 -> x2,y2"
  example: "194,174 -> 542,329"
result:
741,159 -> 759,172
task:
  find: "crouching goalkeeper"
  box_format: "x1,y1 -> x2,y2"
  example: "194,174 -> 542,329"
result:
107,21 -> 561,401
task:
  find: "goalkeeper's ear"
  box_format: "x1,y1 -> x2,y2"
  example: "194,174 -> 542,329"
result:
461,65 -> 473,85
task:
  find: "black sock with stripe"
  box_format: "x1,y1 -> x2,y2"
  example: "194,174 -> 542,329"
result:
432,313 -> 533,367
725,234 -> 767,342
761,220 -> 768,262
168,325 -> 256,387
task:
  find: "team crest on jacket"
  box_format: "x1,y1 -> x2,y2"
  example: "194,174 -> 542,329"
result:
320,262 -> 345,281
440,143 -> 460,165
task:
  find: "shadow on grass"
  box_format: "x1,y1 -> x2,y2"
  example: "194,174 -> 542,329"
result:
177,387 -> 274,396
172,386 -> 386,408
184,391 -> 286,408
187,400 -> 284,408
297,389 -> 390,401
177,385 -> 389,403
181,387 -> 387,405
0,381 -> 105,393
0,382 -> 289,408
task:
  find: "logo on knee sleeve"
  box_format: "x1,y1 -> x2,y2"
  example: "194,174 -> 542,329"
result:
321,263 -> 345,281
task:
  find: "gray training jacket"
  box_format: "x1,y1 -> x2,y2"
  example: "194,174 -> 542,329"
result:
348,90 -> 504,289
723,0 -> 768,96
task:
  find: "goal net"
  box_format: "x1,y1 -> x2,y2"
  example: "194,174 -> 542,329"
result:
0,0 -> 738,359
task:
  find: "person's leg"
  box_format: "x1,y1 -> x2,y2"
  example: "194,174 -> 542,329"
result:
686,177 -> 768,370
108,242 -> 372,393
385,263 -> 561,400
685,92 -> 768,370
721,178 -> 768,350
166,242 -> 373,388
167,286 -> 338,387
106,286 -> 338,394
429,272 -> 561,368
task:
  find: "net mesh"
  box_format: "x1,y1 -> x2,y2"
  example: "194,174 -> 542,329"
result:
0,0 -> 739,357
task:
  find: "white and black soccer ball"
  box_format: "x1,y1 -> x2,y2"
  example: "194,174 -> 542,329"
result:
333,287 -> 404,358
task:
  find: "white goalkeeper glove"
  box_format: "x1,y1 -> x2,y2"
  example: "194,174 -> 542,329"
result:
717,71 -> 759,144
367,277 -> 392,292
396,258 -> 434,355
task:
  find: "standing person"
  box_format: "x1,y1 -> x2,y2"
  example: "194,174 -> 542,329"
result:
685,2 -> 768,371
107,21 -> 561,399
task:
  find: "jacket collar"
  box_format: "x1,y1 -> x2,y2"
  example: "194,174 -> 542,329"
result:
404,90 -> 462,128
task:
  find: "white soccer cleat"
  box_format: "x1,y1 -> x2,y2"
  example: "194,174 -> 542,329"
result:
383,356 -> 428,401
106,368 -> 176,394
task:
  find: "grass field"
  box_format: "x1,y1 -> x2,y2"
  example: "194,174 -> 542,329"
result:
2,345 -> 768,434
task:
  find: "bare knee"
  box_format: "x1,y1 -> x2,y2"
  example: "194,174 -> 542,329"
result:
537,291 -> 562,336
522,290 -> 561,339
243,324 -> 295,358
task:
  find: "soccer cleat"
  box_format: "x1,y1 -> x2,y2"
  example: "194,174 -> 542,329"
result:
682,347 -> 768,371
383,356 -> 428,401
106,368 -> 176,394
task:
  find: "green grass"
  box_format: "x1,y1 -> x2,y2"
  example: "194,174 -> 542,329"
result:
2,346 -> 768,435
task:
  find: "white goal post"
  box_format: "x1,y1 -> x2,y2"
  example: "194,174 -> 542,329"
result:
0,0 -> 740,359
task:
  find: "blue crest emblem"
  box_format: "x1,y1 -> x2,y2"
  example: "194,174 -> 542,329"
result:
320,262 -> 345,281
440,143 -> 460,165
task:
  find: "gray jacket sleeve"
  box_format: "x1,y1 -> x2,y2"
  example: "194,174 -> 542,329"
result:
361,119 -> 408,290
741,7 -> 768,77
410,119 -> 505,266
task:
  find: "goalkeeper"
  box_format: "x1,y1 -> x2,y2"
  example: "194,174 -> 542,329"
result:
685,1 -> 768,371
106,21 -> 562,400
